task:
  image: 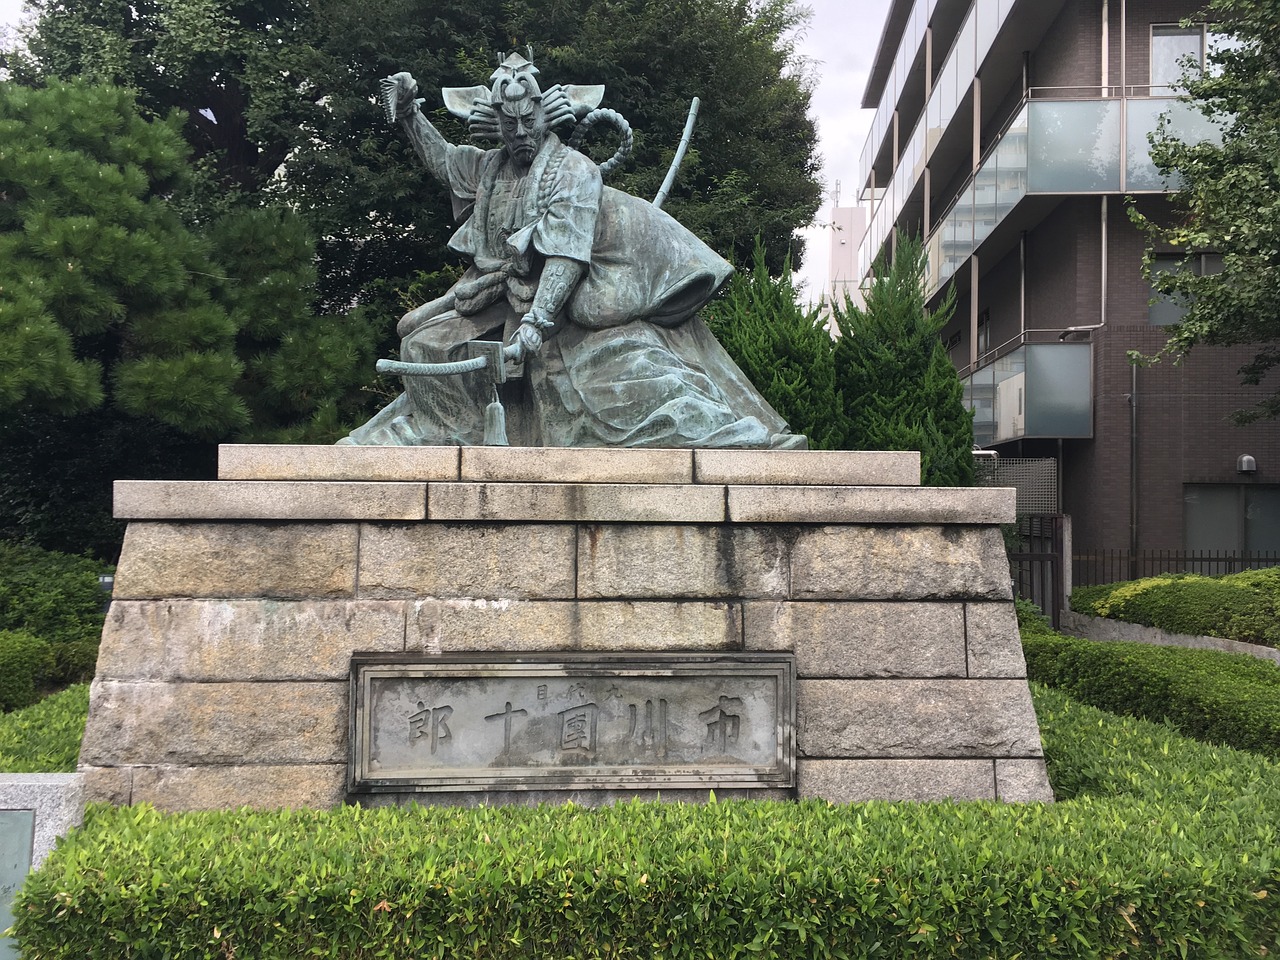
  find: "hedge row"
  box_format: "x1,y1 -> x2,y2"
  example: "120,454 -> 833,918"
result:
1071,567 -> 1280,646
0,542 -> 108,708
1024,632 -> 1280,759
0,683 -> 89,773
13,686 -> 1280,959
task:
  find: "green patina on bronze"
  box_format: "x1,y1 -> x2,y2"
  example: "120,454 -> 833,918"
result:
340,54 -> 805,449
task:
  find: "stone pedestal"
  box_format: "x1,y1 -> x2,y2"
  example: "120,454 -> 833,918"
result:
81,445 -> 1053,809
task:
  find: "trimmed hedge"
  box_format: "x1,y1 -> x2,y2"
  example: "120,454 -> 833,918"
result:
0,541 -> 108,687
13,686 -> 1280,959
0,628 -> 55,711
0,683 -> 89,772
1024,632 -> 1280,758
1071,567 -> 1280,647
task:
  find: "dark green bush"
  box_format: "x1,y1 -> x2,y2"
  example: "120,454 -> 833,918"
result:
1014,597 -> 1053,636
0,541 -> 108,682
0,629 -> 55,711
1024,632 -> 1280,758
0,683 -> 89,772
1070,568 -> 1280,646
14,686 -> 1280,959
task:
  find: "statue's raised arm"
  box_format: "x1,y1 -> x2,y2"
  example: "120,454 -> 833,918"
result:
340,52 -> 806,450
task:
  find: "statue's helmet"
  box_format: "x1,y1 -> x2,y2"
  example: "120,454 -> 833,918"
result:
489,53 -> 543,117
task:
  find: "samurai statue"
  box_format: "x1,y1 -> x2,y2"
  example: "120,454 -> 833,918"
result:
339,53 -> 806,449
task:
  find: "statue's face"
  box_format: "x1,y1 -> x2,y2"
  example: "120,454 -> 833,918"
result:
500,99 -> 546,169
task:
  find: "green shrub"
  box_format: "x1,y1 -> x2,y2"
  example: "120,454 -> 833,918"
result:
14,687 -> 1280,959
0,541 -> 108,682
1014,597 -> 1053,636
1025,632 -> 1280,757
1070,567 -> 1280,646
0,683 -> 89,772
0,629 -> 55,711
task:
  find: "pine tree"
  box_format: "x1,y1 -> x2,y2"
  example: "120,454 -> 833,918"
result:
833,232 -> 974,486
704,238 -> 845,449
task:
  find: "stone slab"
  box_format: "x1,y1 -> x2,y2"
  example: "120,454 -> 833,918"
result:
96,600 -> 408,681
696,449 -> 920,486
995,759 -> 1055,803
219,444 -> 460,481
797,679 -> 1044,758
0,775 -> 84,870
428,482 -> 725,522
80,681 -> 347,766
78,767 -> 132,807
351,655 -> 793,792
727,485 -> 1016,524
113,522 -> 358,600
409,600 -> 741,653
1060,609 -> 1280,665
966,603 -> 1028,678
358,524 -> 577,599
743,602 -> 966,677
462,447 -> 694,484
114,480 -> 426,521
797,759 -> 995,802
577,525 -> 789,599
355,787 -> 795,807
130,765 -> 347,811
790,525 -> 1013,601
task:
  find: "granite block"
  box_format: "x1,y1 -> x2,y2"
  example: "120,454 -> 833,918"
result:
995,759 -> 1055,803
428,482 -> 725,522
797,759 -> 994,802
218,444 -> 459,481
113,522 -> 358,600
966,603 -> 1028,678
462,447 -> 693,484
694,449 -> 920,486
96,600 -> 408,681
790,525 -> 1013,600
131,765 -> 347,811
0,774 -> 84,869
797,679 -> 1044,758
743,602 -> 966,677
408,599 -> 742,653
114,480 -> 426,520
80,680 -> 346,766
358,523 -> 576,599
577,524 -> 790,599
728,485 -> 1016,524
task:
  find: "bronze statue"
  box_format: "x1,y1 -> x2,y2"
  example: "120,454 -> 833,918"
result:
339,53 -> 805,449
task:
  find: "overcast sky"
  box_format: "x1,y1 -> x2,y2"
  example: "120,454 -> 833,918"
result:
0,0 -> 892,301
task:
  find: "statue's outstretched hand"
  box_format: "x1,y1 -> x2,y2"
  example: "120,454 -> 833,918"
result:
379,72 -> 420,122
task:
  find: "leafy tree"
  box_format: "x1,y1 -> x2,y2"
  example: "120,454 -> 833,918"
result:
5,0 -> 823,313
832,232 -> 974,486
705,238 -> 845,448
1132,0 -> 1280,421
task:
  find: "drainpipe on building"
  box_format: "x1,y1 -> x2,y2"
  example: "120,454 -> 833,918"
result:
1128,363 -> 1139,580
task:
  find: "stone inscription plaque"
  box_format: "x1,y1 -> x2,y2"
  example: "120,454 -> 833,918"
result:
1,810 -> 35,960
350,654 -> 795,792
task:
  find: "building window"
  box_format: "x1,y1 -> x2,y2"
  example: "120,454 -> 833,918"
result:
1148,253 -> 1222,326
1185,484 -> 1280,553
1151,24 -> 1241,94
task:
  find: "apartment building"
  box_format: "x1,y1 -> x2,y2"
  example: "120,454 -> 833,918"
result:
856,0 -> 1280,564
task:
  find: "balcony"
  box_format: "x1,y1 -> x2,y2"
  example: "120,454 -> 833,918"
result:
921,93 -> 1223,296
963,340 -> 1092,446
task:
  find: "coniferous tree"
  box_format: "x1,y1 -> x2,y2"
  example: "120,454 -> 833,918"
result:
704,238 -> 845,449
833,232 -> 974,486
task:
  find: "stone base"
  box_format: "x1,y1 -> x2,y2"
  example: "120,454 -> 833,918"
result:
82,445 -> 1053,809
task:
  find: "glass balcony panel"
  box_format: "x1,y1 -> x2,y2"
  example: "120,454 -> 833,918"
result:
976,0 -> 1001,64
1025,343 -> 1092,437
1126,97 -> 1224,191
973,156 -> 998,246
992,348 -> 1026,443
965,366 -> 996,447
995,106 -> 1029,219
1028,100 -> 1121,193
955,9 -> 976,87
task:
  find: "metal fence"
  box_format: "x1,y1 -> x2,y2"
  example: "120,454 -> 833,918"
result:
1073,550 -> 1280,587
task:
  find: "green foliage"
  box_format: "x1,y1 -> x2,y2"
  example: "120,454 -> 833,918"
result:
14,687 -> 1280,958
1024,632 -> 1280,758
832,232 -> 974,486
1070,567 -> 1280,646
704,239 -> 845,448
0,629 -> 55,711
0,682 -> 88,771
1014,597 -> 1054,637
1129,0 -> 1280,421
